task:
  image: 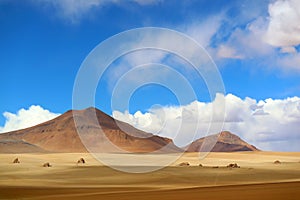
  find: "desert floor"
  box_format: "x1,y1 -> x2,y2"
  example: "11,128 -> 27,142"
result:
0,152 -> 299,200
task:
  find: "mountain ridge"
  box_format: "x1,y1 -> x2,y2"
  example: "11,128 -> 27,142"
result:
0,107 -> 181,153
0,108 -> 259,153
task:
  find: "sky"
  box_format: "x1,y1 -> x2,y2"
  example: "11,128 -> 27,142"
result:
0,0 -> 300,151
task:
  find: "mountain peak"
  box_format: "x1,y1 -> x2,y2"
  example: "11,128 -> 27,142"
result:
217,131 -> 243,144
82,107 -> 102,113
219,131 -> 238,137
186,131 -> 259,152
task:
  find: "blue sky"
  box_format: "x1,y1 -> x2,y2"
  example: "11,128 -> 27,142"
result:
1,0 -> 300,151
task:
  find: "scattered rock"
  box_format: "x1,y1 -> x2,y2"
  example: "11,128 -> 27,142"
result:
77,158 -> 85,164
43,162 -> 52,167
13,158 -> 20,164
274,160 -> 281,164
227,163 -> 240,168
178,162 -> 190,166
199,163 -> 203,167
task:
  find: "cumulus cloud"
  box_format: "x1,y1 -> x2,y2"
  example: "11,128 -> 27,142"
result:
113,93 -> 300,151
264,0 -> 300,48
1,100 -> 299,151
212,0 -> 300,71
216,16 -> 274,59
0,105 -> 60,133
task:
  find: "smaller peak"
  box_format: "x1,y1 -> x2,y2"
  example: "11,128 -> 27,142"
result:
218,131 -> 239,138
219,131 -> 232,135
86,107 -> 97,111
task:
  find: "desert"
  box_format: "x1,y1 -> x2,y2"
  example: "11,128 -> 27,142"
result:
0,151 -> 299,199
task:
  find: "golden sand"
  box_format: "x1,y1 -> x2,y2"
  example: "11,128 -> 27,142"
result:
0,152 -> 299,199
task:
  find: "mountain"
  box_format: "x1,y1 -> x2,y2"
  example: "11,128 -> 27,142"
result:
0,139 -> 47,153
0,107 -> 182,153
185,131 -> 259,152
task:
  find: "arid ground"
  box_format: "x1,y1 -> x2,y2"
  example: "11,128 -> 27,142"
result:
0,152 -> 299,200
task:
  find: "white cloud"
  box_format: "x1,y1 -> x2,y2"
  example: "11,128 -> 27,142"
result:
280,46 -> 297,54
113,93 -> 300,151
132,0 -> 162,6
105,49 -> 170,94
212,0 -> 300,71
1,100 -> 299,151
100,27 -> 223,101
184,14 -> 223,48
277,52 -> 300,71
264,0 -> 300,47
35,0 -> 161,23
36,0 -> 107,23
217,44 -> 244,59
123,50 -> 167,67
0,105 -> 60,133
215,17 -> 274,59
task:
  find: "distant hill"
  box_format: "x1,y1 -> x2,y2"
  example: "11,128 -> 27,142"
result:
0,107 -> 182,153
185,131 -> 259,152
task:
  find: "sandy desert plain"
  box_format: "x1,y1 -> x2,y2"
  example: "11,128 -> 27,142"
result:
0,151 -> 299,200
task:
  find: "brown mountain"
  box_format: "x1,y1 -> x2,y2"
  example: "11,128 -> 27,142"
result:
0,139 -> 47,153
185,131 -> 259,152
0,107 -> 182,153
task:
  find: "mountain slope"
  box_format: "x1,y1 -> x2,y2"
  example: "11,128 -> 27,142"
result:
0,107 -> 182,153
0,139 -> 47,153
185,131 -> 259,152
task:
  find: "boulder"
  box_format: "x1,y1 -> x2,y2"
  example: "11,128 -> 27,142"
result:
43,162 -> 52,167
77,158 -> 85,164
227,163 -> 240,168
13,158 -> 20,164
274,160 -> 281,164
178,162 -> 190,166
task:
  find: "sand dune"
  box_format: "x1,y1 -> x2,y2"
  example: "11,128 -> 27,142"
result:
0,152 -> 299,199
